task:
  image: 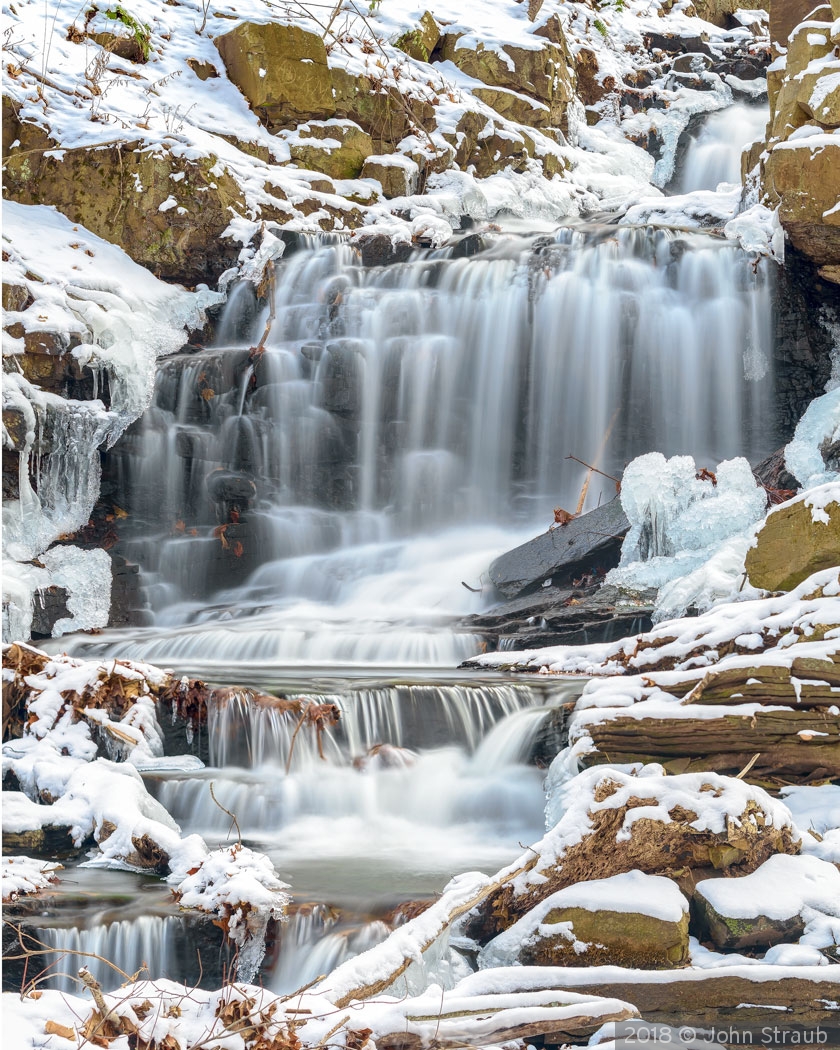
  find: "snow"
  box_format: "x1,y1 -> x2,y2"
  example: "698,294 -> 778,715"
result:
697,854 -> 840,921
1,855 -> 62,901
2,203 -> 222,642
173,843 -> 290,983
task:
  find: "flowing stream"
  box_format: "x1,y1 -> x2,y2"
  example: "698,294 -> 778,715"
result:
29,110 -> 783,994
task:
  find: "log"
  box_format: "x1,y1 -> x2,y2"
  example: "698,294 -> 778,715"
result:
375,991 -> 638,1050
319,865 -> 540,1007
581,706 -> 840,779
469,967 -> 840,1032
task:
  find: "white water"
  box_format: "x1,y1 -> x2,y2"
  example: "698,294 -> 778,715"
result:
57,224 -> 775,669
675,103 -> 768,193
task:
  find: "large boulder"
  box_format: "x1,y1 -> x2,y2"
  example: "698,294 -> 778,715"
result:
746,493 -> 840,591
489,497 -> 629,598
3,120 -> 244,285
770,0 -> 830,43
214,22 -> 335,128
479,871 -> 690,969
759,11 -> 840,270
465,766 -> 799,944
694,854 -> 840,949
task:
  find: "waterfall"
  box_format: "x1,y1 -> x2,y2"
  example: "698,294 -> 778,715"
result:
674,102 -> 769,193
59,224 -> 776,667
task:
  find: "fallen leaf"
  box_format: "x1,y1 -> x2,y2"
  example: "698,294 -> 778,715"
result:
44,1020 -> 75,1040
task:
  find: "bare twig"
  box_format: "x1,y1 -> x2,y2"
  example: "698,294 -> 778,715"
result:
209,782 -> 242,846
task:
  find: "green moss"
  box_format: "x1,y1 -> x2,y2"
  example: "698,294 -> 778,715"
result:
396,28 -> 428,61
104,5 -> 151,60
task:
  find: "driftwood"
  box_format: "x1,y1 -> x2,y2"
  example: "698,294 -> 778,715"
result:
322,863 -> 540,1008
501,968 -> 840,1032
374,991 -> 638,1050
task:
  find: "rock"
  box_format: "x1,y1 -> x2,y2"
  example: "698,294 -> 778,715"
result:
394,11 -> 440,62
764,139 -> 840,264
692,0 -> 766,28
752,447 -> 800,492
3,122 -> 245,285
187,57 -> 219,80
465,767 -> 799,944
771,0 -> 832,44
461,583 -> 654,653
472,85 -> 552,128
91,28 -> 148,64
580,705 -> 840,781
482,871 -> 690,969
746,494 -> 840,591
489,497 -> 629,598
355,232 -> 413,268
798,65 -> 840,126
360,154 -> 420,198
643,32 -> 713,57
694,854 -> 840,949
437,32 -> 574,127
214,22 -> 335,128
575,48 -> 618,107
287,119 -> 374,180
206,469 -> 257,506
2,283 -> 33,313
330,68 -> 436,154
29,586 -> 71,639
322,339 -> 364,414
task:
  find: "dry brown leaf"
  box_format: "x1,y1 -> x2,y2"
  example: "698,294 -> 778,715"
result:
44,1020 -> 75,1040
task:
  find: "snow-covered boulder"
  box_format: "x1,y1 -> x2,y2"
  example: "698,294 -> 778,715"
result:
479,871 -> 690,969
464,765 -> 799,944
695,854 -> 840,949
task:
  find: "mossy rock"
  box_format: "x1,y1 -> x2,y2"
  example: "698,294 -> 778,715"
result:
287,120 -> 374,180
214,21 -> 335,128
3,119 -> 245,284
693,0 -> 765,28
394,11 -> 440,62
746,496 -> 840,591
693,894 -> 805,950
521,905 -> 690,969
330,68 -> 436,153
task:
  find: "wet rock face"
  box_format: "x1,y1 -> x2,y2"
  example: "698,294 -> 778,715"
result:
489,499 -> 629,598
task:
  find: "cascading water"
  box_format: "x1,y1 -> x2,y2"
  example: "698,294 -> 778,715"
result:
674,102 -> 769,193
61,224 -> 775,668
24,676 -> 578,995
36,211 -> 780,997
